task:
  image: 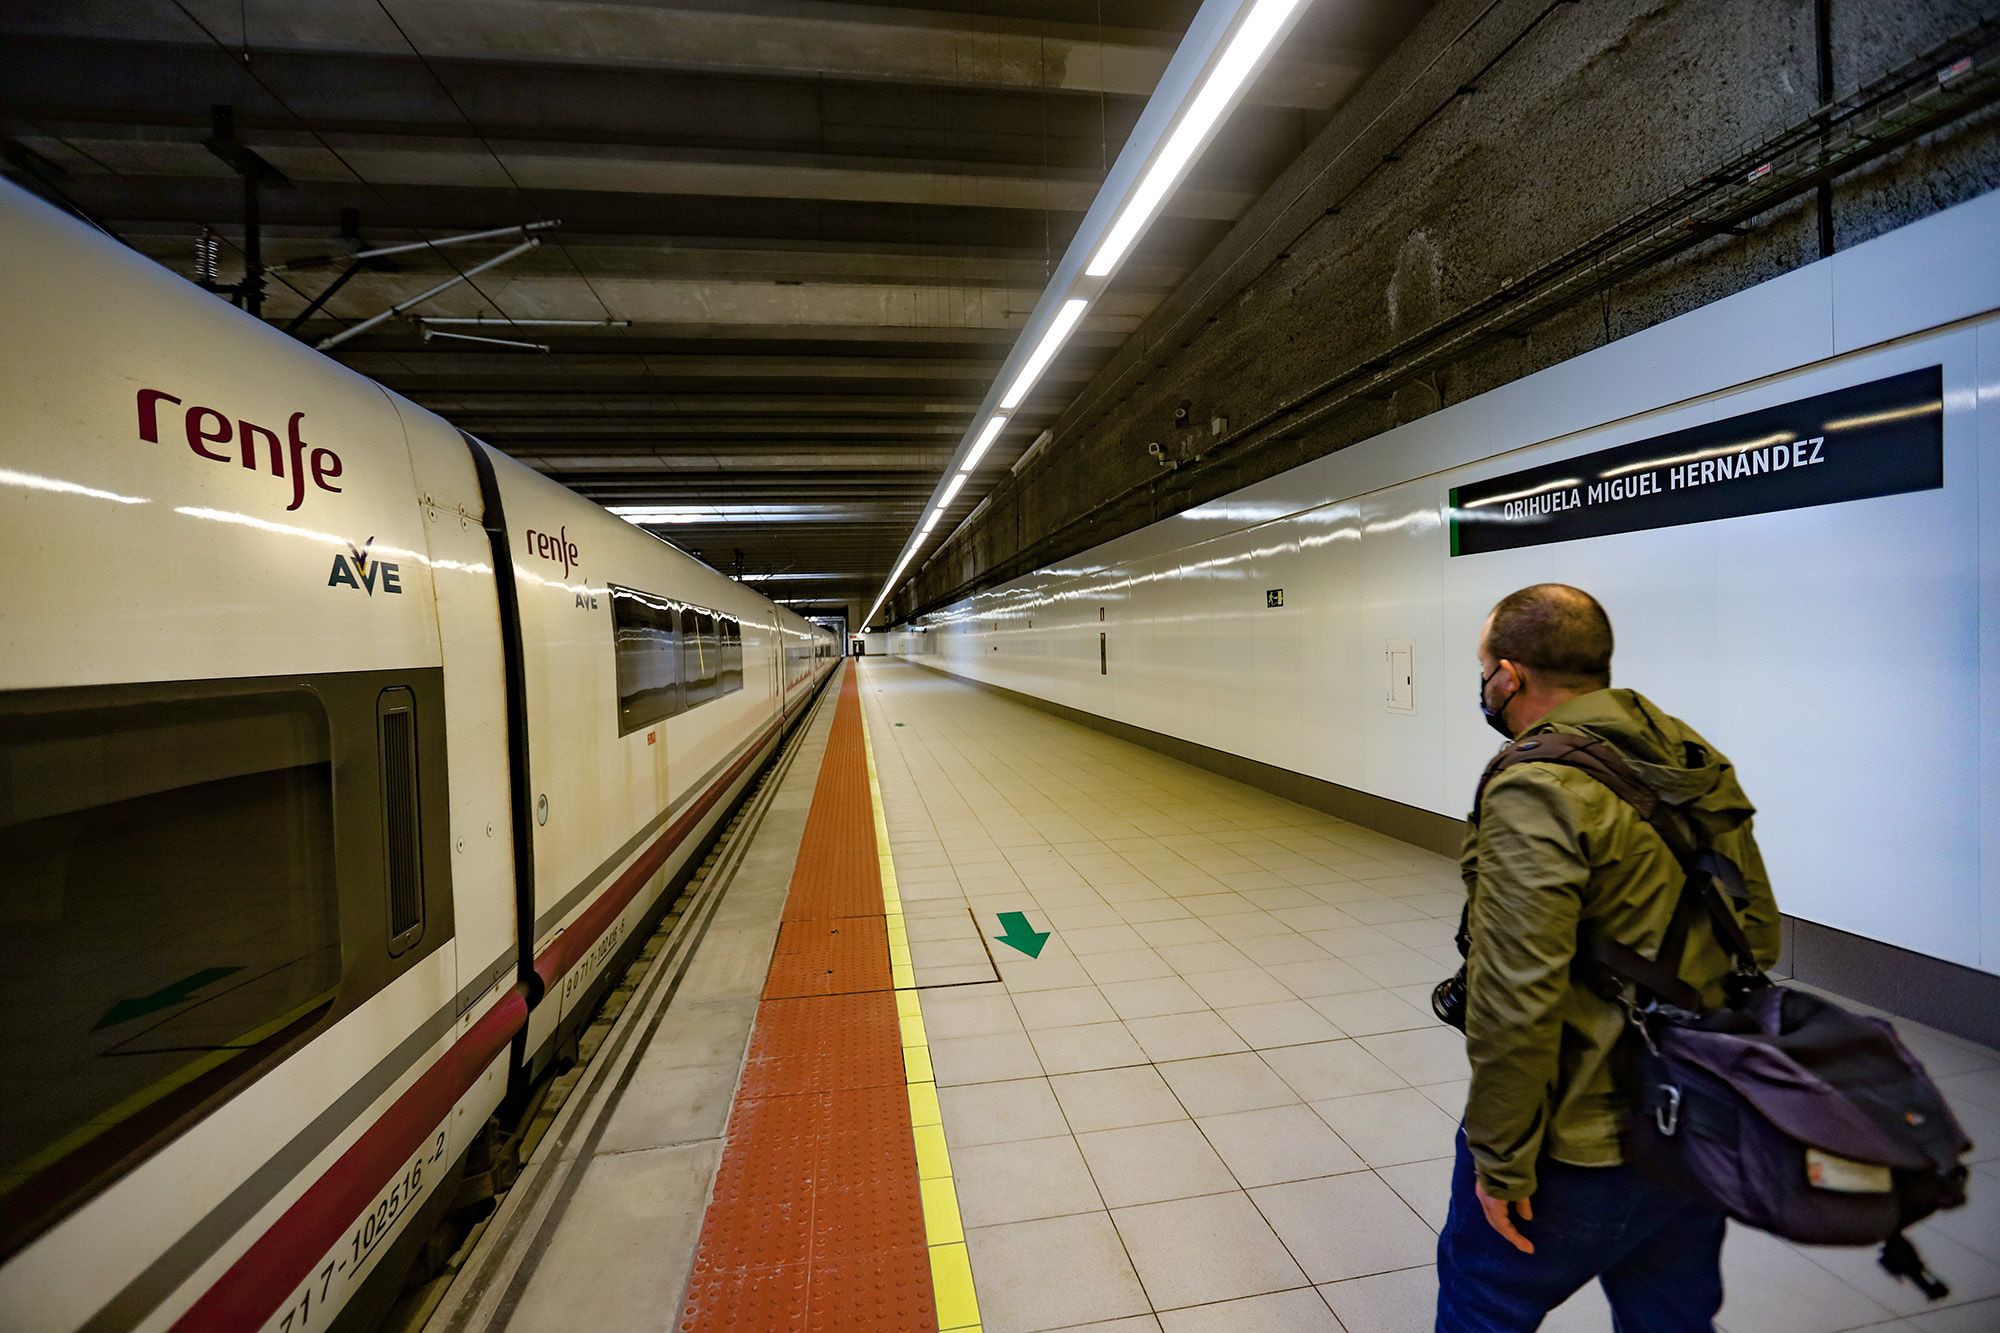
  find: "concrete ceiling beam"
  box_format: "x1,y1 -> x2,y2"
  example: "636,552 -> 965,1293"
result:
501,451 -> 945,470
7,0 -> 1367,109
29,171 -> 1234,255
280,273 -> 1158,332
337,353 -> 1099,380
403,393 -> 992,414
466,418 -> 976,437
320,324 -> 1132,348
111,231 -> 1186,290
17,130 -> 1253,220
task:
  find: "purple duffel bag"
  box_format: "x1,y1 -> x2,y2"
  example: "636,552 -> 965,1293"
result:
1627,983 -> 1972,1294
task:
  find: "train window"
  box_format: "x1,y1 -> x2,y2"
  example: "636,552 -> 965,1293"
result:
0,690 -> 340,1251
612,591 -> 742,726
611,586 -> 682,733
719,617 -> 743,694
682,609 -> 714,707
378,689 -> 424,951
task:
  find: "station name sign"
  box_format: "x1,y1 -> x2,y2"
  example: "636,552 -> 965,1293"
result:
1448,366 -> 1943,556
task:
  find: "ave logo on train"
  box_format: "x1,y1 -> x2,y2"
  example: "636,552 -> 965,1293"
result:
326,536 -> 403,596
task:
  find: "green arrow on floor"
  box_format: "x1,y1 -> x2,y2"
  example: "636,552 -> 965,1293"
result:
993,911 -> 1050,959
94,966 -> 242,1030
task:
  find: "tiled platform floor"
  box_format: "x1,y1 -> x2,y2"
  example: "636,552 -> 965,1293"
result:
856,658 -> 2000,1333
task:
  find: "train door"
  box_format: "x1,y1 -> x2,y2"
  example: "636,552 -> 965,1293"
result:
771,615 -> 784,715
399,412 -> 520,1129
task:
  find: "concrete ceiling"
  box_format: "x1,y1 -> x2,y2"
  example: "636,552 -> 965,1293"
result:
2,0 -> 1432,614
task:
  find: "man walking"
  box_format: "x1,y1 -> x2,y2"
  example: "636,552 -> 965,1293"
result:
1437,584 -> 1783,1331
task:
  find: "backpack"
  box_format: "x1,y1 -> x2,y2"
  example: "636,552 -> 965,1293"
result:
1465,732 -> 1974,1300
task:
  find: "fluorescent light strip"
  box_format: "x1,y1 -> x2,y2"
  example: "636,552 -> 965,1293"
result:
939,473 -> 968,507
999,299 -> 1089,411
1087,0 -> 1306,278
962,414 -> 1009,472
870,0 -> 1306,632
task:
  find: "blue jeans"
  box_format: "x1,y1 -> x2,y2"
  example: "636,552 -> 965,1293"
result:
1436,1126 -> 1726,1332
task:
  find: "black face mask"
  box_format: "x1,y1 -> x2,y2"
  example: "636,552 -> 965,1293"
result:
1479,663 -> 1520,739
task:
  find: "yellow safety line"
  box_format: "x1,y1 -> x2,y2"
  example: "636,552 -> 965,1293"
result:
861,691 -> 983,1333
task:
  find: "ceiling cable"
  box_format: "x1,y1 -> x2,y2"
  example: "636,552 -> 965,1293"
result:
167,0 -> 531,341
15,115 -> 341,327
371,0 -> 619,327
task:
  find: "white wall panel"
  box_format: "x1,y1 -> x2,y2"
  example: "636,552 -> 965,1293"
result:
1978,320 -> 2000,976
1355,484 -> 1447,811
1476,262 -> 1837,475
1834,193 -> 2000,352
1290,502 -> 1366,789
1218,530 -> 1265,750
906,189 -> 2000,975
1129,551 -> 1179,739
1704,336 -> 1981,961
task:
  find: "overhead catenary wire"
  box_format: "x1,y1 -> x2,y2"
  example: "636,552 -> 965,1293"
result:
369,0 -> 619,326
422,328 -> 551,352
419,317 -> 631,328
317,237 -> 545,349
266,220 -> 563,273
9,115 -> 356,334
165,0 -> 535,341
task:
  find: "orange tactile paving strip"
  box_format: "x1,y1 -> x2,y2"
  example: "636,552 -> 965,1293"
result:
780,695 -> 882,922
681,670 -> 940,1333
763,917 -> 893,999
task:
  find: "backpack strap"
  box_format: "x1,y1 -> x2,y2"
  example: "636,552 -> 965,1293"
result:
1469,732 -> 1765,1010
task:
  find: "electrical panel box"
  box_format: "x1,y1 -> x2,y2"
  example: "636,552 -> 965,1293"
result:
1385,639 -> 1415,713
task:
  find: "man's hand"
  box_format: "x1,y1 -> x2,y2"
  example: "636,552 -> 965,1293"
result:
1474,1176 -> 1535,1254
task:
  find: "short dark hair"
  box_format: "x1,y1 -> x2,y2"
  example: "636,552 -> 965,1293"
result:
1485,584 -> 1613,687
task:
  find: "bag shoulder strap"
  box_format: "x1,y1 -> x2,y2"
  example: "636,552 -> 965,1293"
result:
1471,731 -> 1763,1007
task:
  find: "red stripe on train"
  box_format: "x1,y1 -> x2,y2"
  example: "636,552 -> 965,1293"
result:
170,988 -> 529,1330
170,713 -> 786,1329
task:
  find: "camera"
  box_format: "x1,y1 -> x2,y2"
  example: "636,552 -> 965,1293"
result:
1432,968 -> 1468,1031
1431,909 -> 1473,1031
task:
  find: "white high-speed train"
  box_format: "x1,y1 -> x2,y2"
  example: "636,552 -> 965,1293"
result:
0,181 -> 837,1331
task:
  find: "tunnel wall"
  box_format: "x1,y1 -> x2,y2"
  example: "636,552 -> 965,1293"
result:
898,190 -> 2000,991
902,0 -> 2000,623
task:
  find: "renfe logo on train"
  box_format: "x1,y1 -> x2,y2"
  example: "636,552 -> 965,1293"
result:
525,525 -> 579,579
136,388 -> 345,512
1447,366 -> 1945,556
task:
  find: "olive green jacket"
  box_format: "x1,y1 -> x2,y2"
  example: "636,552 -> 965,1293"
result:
1459,688 -> 1782,1201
